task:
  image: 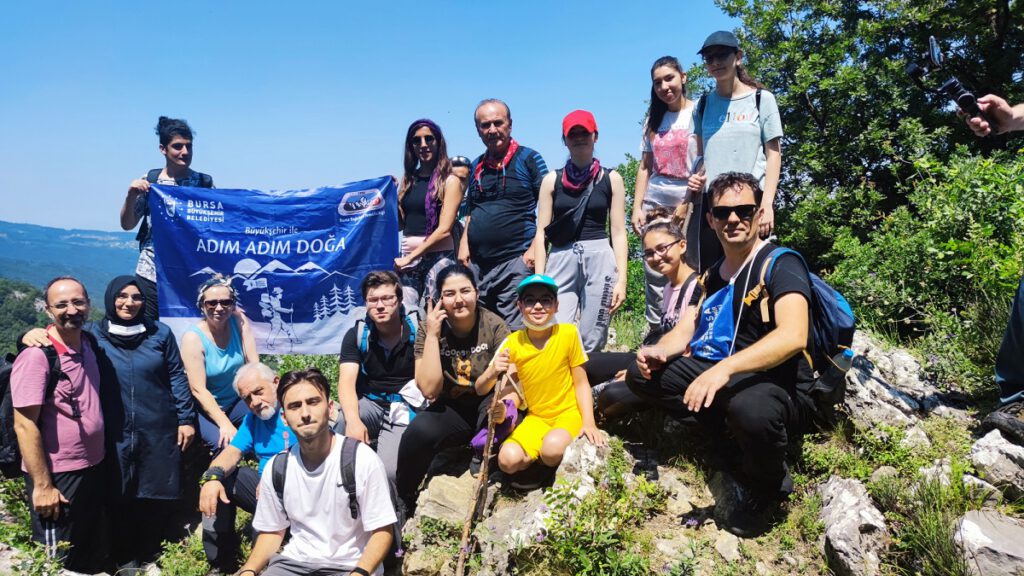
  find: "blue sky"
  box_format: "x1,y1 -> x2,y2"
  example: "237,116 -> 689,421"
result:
0,1 -> 736,231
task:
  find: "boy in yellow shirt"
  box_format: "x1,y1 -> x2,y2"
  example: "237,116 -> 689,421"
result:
488,274 -> 605,482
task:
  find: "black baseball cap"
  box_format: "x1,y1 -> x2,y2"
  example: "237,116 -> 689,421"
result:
699,31 -> 740,54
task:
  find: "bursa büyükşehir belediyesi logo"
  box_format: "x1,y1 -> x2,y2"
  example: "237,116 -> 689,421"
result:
338,188 -> 385,217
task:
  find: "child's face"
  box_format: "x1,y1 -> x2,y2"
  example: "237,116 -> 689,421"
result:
643,230 -> 683,276
517,285 -> 558,327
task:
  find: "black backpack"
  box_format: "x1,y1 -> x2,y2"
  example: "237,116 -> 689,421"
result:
136,168 -> 214,248
270,436 -> 405,557
0,346 -> 65,477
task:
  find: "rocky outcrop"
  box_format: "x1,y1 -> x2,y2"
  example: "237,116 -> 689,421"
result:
955,510 -> 1024,575
819,476 -> 890,576
844,332 -> 969,444
970,430 -> 1024,499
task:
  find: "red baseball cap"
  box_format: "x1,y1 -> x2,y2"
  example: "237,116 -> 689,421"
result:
562,110 -> 597,137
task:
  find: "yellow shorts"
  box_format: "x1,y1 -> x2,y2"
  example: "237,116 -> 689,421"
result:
505,409 -> 583,460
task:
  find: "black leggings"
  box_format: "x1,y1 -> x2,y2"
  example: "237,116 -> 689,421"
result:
395,396 -> 490,504
626,355 -> 809,497
586,351 -> 654,418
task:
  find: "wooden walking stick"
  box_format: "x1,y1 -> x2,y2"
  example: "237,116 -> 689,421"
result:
454,371 -> 509,575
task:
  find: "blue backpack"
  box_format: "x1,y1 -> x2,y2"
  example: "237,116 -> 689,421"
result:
747,247 -> 856,375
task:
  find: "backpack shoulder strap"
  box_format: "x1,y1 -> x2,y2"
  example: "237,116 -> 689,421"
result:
750,247 -> 805,324
145,169 -> 162,183
355,320 -> 369,358
340,436 -> 360,520
756,88 -> 762,112
697,92 -> 709,119
41,346 -> 64,399
198,172 -> 214,188
404,310 -> 420,345
271,450 -> 289,509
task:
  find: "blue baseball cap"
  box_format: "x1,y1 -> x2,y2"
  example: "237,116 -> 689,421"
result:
516,274 -> 559,296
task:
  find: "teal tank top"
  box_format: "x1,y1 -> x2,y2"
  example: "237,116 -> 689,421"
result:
189,317 -> 245,409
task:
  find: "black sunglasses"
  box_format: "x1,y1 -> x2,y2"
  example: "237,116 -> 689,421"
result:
710,204 -> 758,221
451,156 -> 471,168
204,298 -> 236,309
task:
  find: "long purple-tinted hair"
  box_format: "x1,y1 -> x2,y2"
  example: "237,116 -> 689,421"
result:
399,119 -> 452,235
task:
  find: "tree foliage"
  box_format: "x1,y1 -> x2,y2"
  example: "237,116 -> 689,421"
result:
714,0 -> 1022,209
0,278 -> 49,356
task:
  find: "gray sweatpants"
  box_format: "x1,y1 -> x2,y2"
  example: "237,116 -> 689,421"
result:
332,397 -> 407,484
546,238 -> 618,352
640,200 -> 669,327
475,256 -> 532,331
262,554 -> 359,575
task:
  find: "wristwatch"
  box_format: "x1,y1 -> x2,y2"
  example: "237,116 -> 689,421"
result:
200,466 -> 227,486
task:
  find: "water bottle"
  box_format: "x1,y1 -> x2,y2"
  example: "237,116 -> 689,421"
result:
811,348 -> 855,427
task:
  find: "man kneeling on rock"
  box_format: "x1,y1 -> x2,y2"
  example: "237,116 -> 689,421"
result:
236,368 -> 396,576
626,172 -> 817,537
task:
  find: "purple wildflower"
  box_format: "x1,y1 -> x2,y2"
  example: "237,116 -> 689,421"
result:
684,517 -> 699,528
538,503 -> 549,513
534,531 -> 546,543
929,354 -> 939,366
394,548 -> 405,558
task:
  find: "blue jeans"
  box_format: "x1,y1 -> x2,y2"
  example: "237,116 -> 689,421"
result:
198,400 -> 249,453
996,274 -> 1024,405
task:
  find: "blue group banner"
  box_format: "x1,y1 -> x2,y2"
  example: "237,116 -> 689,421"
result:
149,177 -> 399,354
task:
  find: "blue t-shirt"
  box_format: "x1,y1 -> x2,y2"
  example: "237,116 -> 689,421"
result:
466,146 -> 548,268
229,409 -> 293,474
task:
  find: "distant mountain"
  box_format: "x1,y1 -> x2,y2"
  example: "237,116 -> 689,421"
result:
0,220 -> 137,300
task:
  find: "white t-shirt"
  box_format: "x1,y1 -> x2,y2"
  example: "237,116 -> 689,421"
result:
640,107 -> 699,208
253,434 -> 397,574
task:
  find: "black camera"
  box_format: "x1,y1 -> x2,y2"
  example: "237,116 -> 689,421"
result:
906,36 -> 996,130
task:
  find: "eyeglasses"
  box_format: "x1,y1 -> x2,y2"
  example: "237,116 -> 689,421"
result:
412,135 -> 436,145
366,294 -> 398,306
204,298 -> 236,310
49,299 -> 89,311
521,296 -> 556,308
702,50 -> 735,64
710,204 -> 759,221
116,293 -> 145,302
643,240 -> 681,260
450,156 -> 471,168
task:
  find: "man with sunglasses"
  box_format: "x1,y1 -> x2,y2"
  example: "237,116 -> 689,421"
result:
461,99 -> 548,330
334,271 -> 421,483
10,276 -> 106,572
626,172 -> 814,537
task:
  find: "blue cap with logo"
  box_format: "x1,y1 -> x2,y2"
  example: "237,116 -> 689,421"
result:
516,274 -> 559,296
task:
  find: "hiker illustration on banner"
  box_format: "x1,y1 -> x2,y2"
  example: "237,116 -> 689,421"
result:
148,177 -> 399,354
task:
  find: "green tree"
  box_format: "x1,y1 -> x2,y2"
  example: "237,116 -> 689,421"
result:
0,278 -> 49,356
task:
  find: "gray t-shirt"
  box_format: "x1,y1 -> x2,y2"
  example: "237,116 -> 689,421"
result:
692,89 -> 782,190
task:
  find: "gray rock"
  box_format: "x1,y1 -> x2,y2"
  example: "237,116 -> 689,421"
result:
954,510 -> 1024,575
414,471 -> 479,524
962,474 -> 1004,506
869,466 -> 899,484
970,430 -> 1024,499
919,458 -> 952,486
714,530 -> 742,562
900,425 -> 932,450
658,467 -> 695,518
474,490 -> 547,576
554,432 -> 616,500
655,534 -> 694,561
819,476 -> 889,576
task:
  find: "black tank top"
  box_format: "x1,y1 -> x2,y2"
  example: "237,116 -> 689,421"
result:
401,175 -> 430,236
551,168 -> 612,243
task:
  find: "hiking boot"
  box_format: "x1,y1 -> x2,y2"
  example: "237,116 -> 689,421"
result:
720,491 -> 784,538
982,401 -> 1024,446
509,463 -> 555,491
632,447 -> 660,481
